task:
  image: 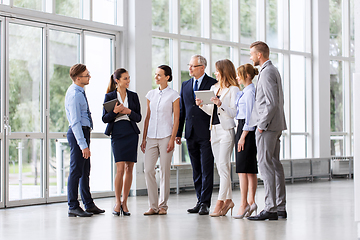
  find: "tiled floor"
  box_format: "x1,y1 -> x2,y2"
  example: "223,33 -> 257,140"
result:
0,178 -> 357,240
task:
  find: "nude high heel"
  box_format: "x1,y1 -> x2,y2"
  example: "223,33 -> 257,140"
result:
246,203 -> 258,217
233,204 -> 250,219
221,201 -> 235,216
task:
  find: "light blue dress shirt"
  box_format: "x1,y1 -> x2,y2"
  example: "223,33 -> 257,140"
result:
235,83 -> 256,131
193,73 -> 205,90
65,83 -> 92,150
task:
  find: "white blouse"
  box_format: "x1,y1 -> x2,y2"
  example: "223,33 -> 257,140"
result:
145,86 -> 179,139
114,91 -> 130,122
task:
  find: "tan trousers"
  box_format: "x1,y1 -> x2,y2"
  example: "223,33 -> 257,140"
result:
144,137 -> 173,211
211,124 -> 235,201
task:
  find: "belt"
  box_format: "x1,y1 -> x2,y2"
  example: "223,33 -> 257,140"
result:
82,126 -> 91,131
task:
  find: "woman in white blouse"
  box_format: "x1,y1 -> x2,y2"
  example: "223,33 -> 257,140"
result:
141,65 -> 180,215
196,59 -> 240,217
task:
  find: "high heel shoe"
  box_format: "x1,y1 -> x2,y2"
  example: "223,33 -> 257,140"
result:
221,201 -> 235,216
233,205 -> 250,219
120,205 -> 131,216
209,211 -> 222,217
246,203 -> 258,217
112,205 -> 120,216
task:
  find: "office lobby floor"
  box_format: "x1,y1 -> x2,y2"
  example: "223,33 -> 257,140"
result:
0,178 -> 357,240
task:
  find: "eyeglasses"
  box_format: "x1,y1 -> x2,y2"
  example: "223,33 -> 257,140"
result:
187,64 -> 203,68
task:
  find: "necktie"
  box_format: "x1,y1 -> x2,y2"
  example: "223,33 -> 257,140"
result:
82,91 -> 93,129
193,79 -> 198,99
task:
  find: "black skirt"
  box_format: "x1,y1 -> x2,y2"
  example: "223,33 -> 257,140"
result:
111,120 -> 139,163
235,119 -> 258,173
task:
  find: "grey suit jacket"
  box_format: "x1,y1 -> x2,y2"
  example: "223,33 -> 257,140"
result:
249,60 -> 287,131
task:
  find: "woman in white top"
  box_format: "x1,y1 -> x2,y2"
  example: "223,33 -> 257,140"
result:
141,65 -> 180,215
196,59 -> 240,217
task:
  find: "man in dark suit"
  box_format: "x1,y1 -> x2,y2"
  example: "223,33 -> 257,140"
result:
175,55 -> 217,215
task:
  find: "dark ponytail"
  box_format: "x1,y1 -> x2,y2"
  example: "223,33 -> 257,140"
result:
158,65 -> 173,82
106,68 -> 128,93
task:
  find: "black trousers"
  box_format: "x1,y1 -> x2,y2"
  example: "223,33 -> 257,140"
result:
186,133 -> 214,207
67,127 -> 95,210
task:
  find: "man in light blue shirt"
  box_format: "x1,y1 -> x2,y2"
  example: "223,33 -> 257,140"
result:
65,63 -> 104,217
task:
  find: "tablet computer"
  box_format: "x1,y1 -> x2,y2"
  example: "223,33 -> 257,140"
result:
103,99 -> 125,117
194,90 -> 216,105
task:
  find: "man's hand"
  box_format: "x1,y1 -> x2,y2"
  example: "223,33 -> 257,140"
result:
175,137 -> 182,145
82,148 -> 91,159
258,129 -> 263,133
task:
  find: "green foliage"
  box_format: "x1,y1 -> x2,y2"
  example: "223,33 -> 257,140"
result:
180,0 -> 201,35
152,0 -> 169,32
13,0 -> 42,10
9,59 -> 41,133
240,0 -> 256,40
55,0 -> 80,18
49,65 -> 72,132
211,0 -> 230,40
267,0 -> 278,33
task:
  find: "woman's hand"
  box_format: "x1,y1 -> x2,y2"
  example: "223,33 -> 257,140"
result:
113,102 -> 122,113
237,137 -> 245,152
140,139 -> 147,153
167,139 -> 175,153
211,97 -> 222,107
195,97 -> 203,107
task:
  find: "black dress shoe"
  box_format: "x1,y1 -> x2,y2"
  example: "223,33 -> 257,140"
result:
121,205 -> 131,216
68,207 -> 93,217
198,204 -> 209,215
86,205 -> 105,214
187,202 -> 201,213
247,210 -> 278,221
278,211 -> 287,219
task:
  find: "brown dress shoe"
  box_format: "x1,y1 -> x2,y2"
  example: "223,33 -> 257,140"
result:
144,208 -> 158,215
158,208 -> 167,215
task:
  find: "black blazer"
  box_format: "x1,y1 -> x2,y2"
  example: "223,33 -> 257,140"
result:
176,74 -> 217,140
102,90 -> 141,136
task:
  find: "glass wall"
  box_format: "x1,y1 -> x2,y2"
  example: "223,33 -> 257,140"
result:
1,0 -> 123,26
152,0 -> 314,160
329,0 -> 354,156
0,4 -> 120,205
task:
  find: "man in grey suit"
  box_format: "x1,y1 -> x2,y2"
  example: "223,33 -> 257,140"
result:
247,41 -> 287,221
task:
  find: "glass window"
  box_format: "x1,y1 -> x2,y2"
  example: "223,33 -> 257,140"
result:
88,139 -> 113,192
180,41 -> 201,83
240,0 -> 256,44
49,29 -> 80,133
240,49 -> 252,65
180,0 -> 201,37
9,139 -> 43,200
330,60 -> 343,132
9,23 -> 43,133
93,0 -> 116,25
329,0 -> 342,57
152,37 -> 170,89
211,0 -> 230,41
291,135 -> 306,158
152,0 -> 170,32
212,45 -> 231,76
290,0 -> 305,52
350,0 -> 354,57
290,55 -> 306,132
13,0 -> 42,11
49,139 -> 70,197
331,136 -> 344,156
84,34 -> 114,134
266,0 -> 278,48
55,0 -> 80,18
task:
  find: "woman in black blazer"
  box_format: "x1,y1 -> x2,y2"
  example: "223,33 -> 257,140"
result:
102,68 -> 141,216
